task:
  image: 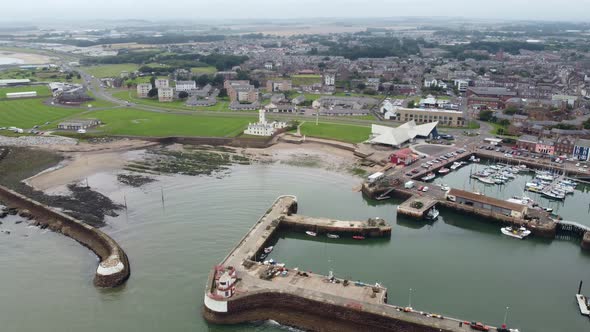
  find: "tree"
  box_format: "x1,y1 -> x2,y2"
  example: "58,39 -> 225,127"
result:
196,75 -> 210,86
479,110 -> 494,122
356,83 -> 366,90
584,118 -> 590,129
178,91 -> 189,99
218,88 -> 228,98
236,70 -> 250,81
213,74 -> 224,86
498,119 -> 510,127
407,100 -> 416,108
363,88 -> 377,95
149,76 -> 157,88
147,88 -> 158,98
504,107 -> 518,115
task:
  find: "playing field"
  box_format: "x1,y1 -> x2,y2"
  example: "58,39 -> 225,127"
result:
190,66 -> 217,75
0,85 -> 51,98
298,122 -> 371,143
0,98 -> 84,129
291,74 -> 322,86
78,108 -> 256,137
81,64 -> 139,78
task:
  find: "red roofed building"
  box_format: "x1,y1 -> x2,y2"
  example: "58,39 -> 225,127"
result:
390,148 -> 418,166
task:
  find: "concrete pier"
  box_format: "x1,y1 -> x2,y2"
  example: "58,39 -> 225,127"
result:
203,196 -> 499,332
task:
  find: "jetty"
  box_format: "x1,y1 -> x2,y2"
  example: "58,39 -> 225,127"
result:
203,196 -> 507,332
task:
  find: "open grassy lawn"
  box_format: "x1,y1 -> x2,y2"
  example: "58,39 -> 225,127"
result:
78,108 -> 255,137
190,66 -> 217,75
291,74 -> 322,86
83,91 -> 119,109
81,64 -> 139,78
0,98 -> 84,128
298,122 -> 371,143
111,89 -> 236,112
0,85 -> 51,97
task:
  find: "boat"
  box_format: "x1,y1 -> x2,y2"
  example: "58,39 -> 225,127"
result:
425,207 -> 440,220
352,235 -> 365,240
305,231 -> 317,237
543,207 -> 554,212
422,173 -> 436,181
438,167 -> 450,174
469,155 -> 480,162
501,226 -> 532,239
450,162 -> 462,170
327,233 -> 340,239
440,184 -> 450,191
264,246 -> 274,254
576,294 -> 590,316
543,191 -> 565,200
476,176 -> 495,185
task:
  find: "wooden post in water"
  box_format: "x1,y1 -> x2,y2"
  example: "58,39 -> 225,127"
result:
579,280 -> 583,294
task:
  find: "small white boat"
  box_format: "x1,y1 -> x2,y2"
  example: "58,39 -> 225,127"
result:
501,226 -> 531,239
422,173 -> 436,181
476,176 -> 495,185
440,184 -> 450,191
438,167 -> 450,174
450,162 -> 462,170
264,246 -> 274,254
543,191 -> 565,200
425,207 -> 440,220
327,233 -> 340,239
305,231 -> 317,237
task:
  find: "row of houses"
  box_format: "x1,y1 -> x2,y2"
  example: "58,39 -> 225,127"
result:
516,135 -> 590,160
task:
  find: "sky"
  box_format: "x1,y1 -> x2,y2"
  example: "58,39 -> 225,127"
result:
1,0 -> 590,21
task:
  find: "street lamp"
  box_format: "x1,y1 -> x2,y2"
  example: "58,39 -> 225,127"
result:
503,306 -> 510,325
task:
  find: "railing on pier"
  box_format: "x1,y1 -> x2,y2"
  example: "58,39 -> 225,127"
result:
556,220 -> 590,238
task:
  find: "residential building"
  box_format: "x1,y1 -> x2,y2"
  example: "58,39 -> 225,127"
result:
535,139 -> 555,155
454,79 -> 470,93
266,80 -> 292,92
225,80 -> 259,103
158,87 -> 174,102
390,107 -> 465,127
516,135 -> 539,151
467,87 -> 517,110
175,80 -> 197,92
155,79 -> 170,89
323,72 -> 336,86
573,139 -> 590,161
137,83 -> 152,98
551,94 -> 579,107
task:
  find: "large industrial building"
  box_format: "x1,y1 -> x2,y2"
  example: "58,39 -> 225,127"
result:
368,120 -> 439,148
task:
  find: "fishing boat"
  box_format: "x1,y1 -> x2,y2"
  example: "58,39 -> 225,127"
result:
352,235 -> 365,240
327,234 -> 340,239
422,172 -> 436,181
438,167 -> 450,174
264,246 -> 274,254
305,231 -> 317,237
425,207 -> 440,220
501,226 -> 531,239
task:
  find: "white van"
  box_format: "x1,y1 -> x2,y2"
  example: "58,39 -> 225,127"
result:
77,129 -> 87,134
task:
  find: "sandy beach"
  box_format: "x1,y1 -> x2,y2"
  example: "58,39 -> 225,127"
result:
0,51 -> 55,64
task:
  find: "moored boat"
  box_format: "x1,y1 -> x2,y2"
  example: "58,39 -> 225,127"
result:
476,176 -> 495,185
264,246 -> 274,254
422,172 -> 436,181
327,233 -> 340,239
425,207 -> 440,220
438,167 -> 450,174
352,235 -> 365,240
305,231 -> 317,237
501,226 -> 531,239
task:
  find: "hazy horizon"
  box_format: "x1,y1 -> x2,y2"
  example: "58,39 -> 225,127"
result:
1,0 -> 589,22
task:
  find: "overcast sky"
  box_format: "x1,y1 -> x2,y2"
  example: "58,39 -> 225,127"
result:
2,0 -> 590,21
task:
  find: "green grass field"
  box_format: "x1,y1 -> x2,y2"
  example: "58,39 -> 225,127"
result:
81,64 -> 139,78
82,91 -> 118,109
190,66 -> 217,75
0,85 -> 51,97
291,74 -> 322,86
77,108 -> 255,137
298,122 -> 371,143
0,98 -> 84,128
111,90 -> 234,112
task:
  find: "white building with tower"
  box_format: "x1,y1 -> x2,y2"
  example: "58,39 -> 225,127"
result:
244,109 -> 288,136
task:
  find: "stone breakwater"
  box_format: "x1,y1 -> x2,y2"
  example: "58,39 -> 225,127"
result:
0,135 -> 78,146
0,184 -> 129,287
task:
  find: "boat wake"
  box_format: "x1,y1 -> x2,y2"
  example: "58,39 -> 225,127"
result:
255,320 -> 305,331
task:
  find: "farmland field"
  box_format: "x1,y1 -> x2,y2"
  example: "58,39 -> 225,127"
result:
78,108 -> 255,137
0,98 -> 84,128
81,64 -> 139,78
298,121 -> 371,143
0,85 -> 51,97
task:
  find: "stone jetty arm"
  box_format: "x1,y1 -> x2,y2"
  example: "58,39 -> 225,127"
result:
0,185 -> 129,287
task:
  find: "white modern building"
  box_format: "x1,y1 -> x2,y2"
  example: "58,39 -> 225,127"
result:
155,79 -> 170,89
158,87 -> 174,102
6,91 -> 37,99
175,80 -> 197,92
323,73 -> 336,86
137,83 -> 152,98
244,109 -> 288,136
368,120 -> 439,148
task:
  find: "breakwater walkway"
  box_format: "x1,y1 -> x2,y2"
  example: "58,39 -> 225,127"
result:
203,196 -> 506,332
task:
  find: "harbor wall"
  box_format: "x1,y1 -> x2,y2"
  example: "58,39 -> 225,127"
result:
582,232 -> 590,250
0,185 -> 130,287
203,291 -> 456,332
279,217 -> 392,237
